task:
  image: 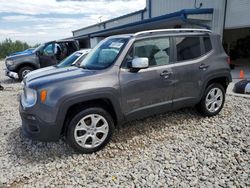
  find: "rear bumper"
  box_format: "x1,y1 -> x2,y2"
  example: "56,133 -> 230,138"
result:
19,104 -> 61,142
5,69 -> 19,79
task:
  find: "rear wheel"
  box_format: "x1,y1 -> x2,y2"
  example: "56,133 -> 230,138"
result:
197,83 -> 225,117
66,107 -> 114,153
18,66 -> 34,81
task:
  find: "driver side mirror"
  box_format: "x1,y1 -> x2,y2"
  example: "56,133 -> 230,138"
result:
130,58 -> 149,71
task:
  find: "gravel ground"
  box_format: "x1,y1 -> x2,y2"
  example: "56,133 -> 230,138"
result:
0,60 -> 249,187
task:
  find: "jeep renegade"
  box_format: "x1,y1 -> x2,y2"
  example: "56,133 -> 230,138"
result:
20,29 -> 232,153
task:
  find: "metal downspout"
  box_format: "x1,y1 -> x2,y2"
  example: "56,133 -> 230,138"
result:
223,0 -> 228,30
148,0 -> 152,18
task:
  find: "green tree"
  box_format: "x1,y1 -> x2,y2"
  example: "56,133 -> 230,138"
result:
0,38 -> 33,59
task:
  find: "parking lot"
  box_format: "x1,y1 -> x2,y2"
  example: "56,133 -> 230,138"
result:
0,60 -> 249,187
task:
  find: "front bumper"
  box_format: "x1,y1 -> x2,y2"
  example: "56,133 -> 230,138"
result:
19,104 -> 61,142
5,69 -> 19,79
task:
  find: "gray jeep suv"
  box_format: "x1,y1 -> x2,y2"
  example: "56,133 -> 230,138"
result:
20,29 -> 232,153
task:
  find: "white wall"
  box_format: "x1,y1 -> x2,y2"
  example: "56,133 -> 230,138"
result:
74,0 -> 227,38
149,0 -> 226,36
90,37 -> 103,48
73,25 -> 101,37
76,0 -> 235,47
225,0 -> 250,29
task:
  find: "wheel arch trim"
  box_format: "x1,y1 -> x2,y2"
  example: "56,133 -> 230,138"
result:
56,91 -> 124,134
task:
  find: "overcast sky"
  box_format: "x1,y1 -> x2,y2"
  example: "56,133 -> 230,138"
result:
0,0 -> 145,45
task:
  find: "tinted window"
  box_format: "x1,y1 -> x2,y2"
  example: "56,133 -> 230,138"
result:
176,37 -> 201,62
203,36 -> 212,53
127,37 -> 170,67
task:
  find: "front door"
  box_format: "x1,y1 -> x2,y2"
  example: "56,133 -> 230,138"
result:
119,36 -> 175,120
39,43 -> 57,68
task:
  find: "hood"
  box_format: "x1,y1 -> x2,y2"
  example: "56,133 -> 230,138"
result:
7,51 -> 35,60
9,50 -> 33,57
25,66 -> 95,88
26,66 -> 56,78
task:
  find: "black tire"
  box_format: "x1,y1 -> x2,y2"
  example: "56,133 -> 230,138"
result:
18,66 -> 34,81
197,83 -> 225,117
66,107 -> 114,154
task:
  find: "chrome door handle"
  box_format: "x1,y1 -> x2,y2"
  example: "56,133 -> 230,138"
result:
199,64 -> 209,70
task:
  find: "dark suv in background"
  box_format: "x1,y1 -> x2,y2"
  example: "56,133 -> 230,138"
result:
20,29 -> 232,153
5,40 -> 79,80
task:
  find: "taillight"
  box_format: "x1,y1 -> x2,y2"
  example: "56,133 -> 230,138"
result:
227,57 -> 231,65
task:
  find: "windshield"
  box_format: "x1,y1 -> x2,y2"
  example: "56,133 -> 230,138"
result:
80,38 -> 128,70
33,43 -> 46,53
57,52 -> 82,68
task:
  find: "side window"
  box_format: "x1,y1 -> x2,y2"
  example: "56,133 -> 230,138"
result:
125,37 -> 171,67
43,44 -> 54,55
203,36 -> 212,53
176,37 -> 201,62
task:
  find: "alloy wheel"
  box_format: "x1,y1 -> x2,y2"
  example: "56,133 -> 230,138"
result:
74,114 -> 109,149
22,69 -> 31,78
205,87 -> 223,113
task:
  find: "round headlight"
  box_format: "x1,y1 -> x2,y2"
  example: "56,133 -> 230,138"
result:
21,87 -> 37,108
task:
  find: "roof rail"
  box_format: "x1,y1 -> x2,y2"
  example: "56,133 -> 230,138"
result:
134,28 -> 212,36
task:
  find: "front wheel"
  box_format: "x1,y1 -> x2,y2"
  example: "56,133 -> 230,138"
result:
66,107 -> 114,154
18,66 -> 34,81
197,83 -> 225,117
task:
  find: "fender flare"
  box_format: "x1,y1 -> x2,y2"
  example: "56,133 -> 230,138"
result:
199,70 -> 232,100
16,61 -> 39,71
55,91 -> 124,132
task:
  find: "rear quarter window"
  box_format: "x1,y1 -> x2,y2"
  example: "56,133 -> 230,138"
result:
203,36 -> 212,53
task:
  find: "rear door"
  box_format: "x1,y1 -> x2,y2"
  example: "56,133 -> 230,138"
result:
119,36 -> 175,120
171,35 -> 207,109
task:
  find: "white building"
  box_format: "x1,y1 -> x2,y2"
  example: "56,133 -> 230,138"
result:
71,0 -> 250,66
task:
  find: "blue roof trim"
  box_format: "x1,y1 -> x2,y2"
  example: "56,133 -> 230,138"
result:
74,8 -> 214,38
181,8 -> 214,15
90,8 -> 213,37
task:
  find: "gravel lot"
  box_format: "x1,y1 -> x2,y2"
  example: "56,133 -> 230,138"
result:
0,60 -> 249,187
